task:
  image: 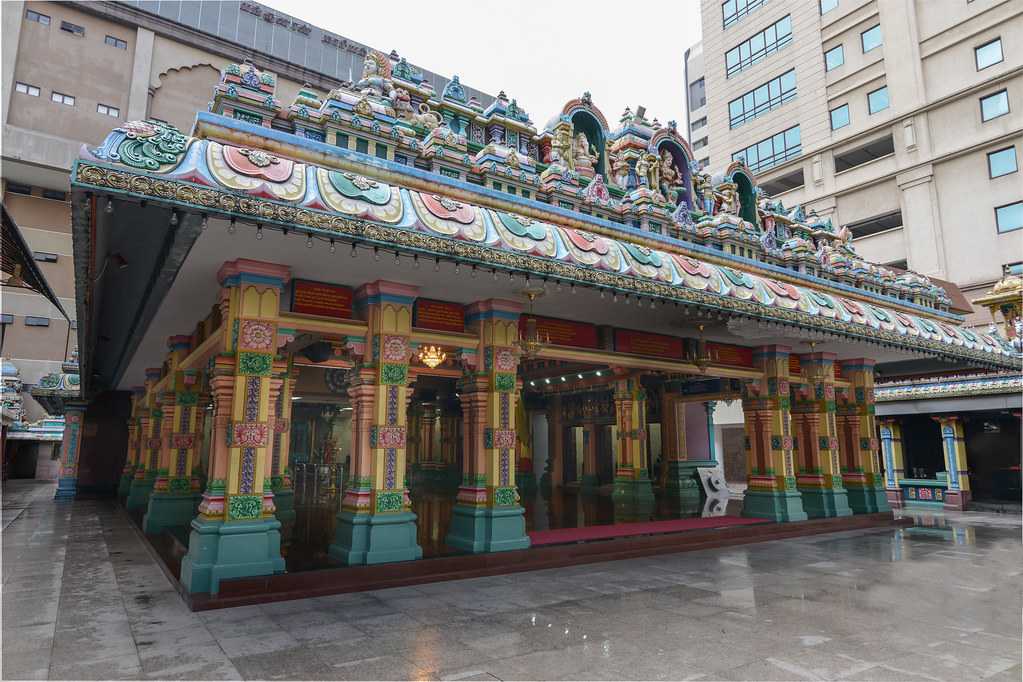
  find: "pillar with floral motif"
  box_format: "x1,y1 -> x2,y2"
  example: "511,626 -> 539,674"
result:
445,299 -> 530,553
611,373 -> 655,512
268,363 -> 296,523
935,415 -> 971,511
180,259 -> 289,594
53,401 -> 89,500
879,418 -> 905,508
117,388 -> 146,500
328,281 -> 422,565
143,337 -> 202,533
838,359 -> 889,513
741,345 -> 807,521
126,368 -> 164,511
792,352 -> 851,518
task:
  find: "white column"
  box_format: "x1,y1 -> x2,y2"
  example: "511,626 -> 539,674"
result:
127,27 -> 155,122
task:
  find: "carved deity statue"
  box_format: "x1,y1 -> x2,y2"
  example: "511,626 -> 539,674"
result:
717,183 -> 740,216
693,170 -> 714,214
610,150 -> 629,188
658,149 -> 680,200
356,53 -> 394,99
551,127 -> 574,171
573,132 -> 599,175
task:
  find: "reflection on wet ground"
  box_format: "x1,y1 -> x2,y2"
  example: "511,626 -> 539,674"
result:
5,479 -> 1020,681
282,482 -> 743,572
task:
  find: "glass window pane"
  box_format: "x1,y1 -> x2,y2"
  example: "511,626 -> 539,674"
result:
785,126 -> 800,147
820,0 -> 839,14
862,25 -> 882,52
760,139 -> 774,159
754,85 -> 768,105
751,33 -> 765,54
780,70 -> 796,93
996,202 -> 1023,233
769,79 -> 781,99
831,105 -> 850,129
730,99 -> 743,120
975,39 -> 1002,70
765,25 -> 776,45
826,45 -> 844,70
727,49 -> 739,68
777,15 -> 791,37
743,92 -> 754,110
981,91 -> 1008,121
740,42 -> 750,61
988,148 -> 1017,177
868,87 -> 889,114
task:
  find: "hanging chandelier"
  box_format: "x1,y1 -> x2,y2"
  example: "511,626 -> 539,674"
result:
418,345 -> 447,369
686,323 -> 718,373
515,287 -> 550,360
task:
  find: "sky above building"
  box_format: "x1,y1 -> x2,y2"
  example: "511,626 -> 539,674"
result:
265,0 -> 702,134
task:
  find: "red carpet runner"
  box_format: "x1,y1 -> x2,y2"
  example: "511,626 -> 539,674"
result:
528,516 -> 768,547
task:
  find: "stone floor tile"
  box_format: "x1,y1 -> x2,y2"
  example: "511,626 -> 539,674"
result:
48,654 -> 144,681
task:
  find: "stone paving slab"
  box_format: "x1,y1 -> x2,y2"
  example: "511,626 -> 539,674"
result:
2,479 -> 1020,681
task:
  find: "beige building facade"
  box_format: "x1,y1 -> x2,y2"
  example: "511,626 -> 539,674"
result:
0,0 -> 482,396
689,0 -> 1022,327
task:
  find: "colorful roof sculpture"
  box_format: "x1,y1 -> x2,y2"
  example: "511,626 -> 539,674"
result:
70,54 -> 1021,370
875,373 -> 1023,401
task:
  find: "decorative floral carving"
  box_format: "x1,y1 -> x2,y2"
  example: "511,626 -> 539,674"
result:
227,494 -> 262,520
237,351 -> 273,376
381,335 -> 409,362
239,320 -> 276,352
380,363 -> 408,385
239,148 -> 279,167
375,490 -> 403,512
230,422 -> 269,448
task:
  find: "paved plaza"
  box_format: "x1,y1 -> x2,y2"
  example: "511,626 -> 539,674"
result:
2,479 -> 1020,681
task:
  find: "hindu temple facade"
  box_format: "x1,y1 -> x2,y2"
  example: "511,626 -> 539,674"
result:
59,53 -> 1019,597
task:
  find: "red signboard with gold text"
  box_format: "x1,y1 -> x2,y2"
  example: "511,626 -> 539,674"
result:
519,315 -> 599,349
788,354 -> 802,376
614,329 -> 684,359
290,279 -> 353,319
707,342 -> 754,368
414,299 -> 465,333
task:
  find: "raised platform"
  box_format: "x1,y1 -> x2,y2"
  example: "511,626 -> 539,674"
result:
528,516 -> 766,546
133,510 -> 909,611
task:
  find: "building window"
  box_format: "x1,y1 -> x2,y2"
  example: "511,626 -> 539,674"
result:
728,69 -> 797,128
355,138 -> 369,154
693,137 -> 708,150
97,103 -> 120,117
60,21 -> 85,36
868,86 -> 889,114
698,157 -> 710,169
15,81 -> 40,97
6,182 -> 32,195
980,90 -> 1009,121
374,143 -> 387,159
521,190 -> 530,199
439,167 -> 460,179
690,116 -> 707,132
42,189 -> 67,201
688,77 -> 706,110
830,104 -> 850,130
492,182 -> 502,192
25,316 -> 50,327
725,15 -> 793,78
820,0 -> 838,14
507,186 -> 517,195
105,35 -> 127,49
394,153 -> 408,165
722,0 -> 766,29
975,38 -> 1003,70
0,314 -> 12,325
335,133 -> 349,149
732,125 -> 801,173
33,252 -> 58,263
825,45 -> 844,71
1005,262 -> 1023,276
988,147 -> 1017,178
996,202 -> 1023,233
51,91 -> 74,106
25,9 -> 50,25
861,25 -> 882,53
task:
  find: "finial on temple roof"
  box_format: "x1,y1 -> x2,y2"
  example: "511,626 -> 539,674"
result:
668,120 -> 678,131
581,91 -> 592,104
442,75 -> 467,103
620,106 -> 632,123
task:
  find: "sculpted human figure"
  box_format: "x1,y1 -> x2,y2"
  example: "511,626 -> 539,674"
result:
356,53 -> 394,99
573,132 -> 599,174
644,152 -> 661,196
635,154 -> 650,188
551,127 -> 574,171
659,149 -> 679,198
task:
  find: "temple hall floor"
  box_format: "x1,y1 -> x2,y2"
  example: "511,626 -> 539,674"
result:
2,479 -> 1020,681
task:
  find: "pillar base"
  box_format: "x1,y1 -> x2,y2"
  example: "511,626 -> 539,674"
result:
612,476 -> 656,522
844,479 -> 890,514
53,478 -> 77,501
943,489 -> 971,512
445,504 -> 531,553
179,517 -> 286,595
117,472 -> 134,500
143,492 -> 200,535
579,474 -> 600,493
885,488 -> 905,509
797,484 -> 853,518
664,460 -> 710,509
742,489 -> 808,522
126,476 -> 156,512
328,511 -> 422,566
272,488 -> 296,524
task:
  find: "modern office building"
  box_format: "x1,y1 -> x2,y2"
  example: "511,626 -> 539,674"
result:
688,0 -> 1022,327
0,0 -> 488,477
684,42 -> 710,170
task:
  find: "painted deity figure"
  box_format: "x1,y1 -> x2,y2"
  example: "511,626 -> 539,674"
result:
551,127 -> 574,171
610,151 -> 630,188
693,170 -> 714,215
635,154 -> 650,189
573,132 -> 599,176
356,53 -> 394,99
717,183 -> 740,217
658,149 -> 680,201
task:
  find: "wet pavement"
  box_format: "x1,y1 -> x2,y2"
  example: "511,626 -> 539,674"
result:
2,478 -> 1020,681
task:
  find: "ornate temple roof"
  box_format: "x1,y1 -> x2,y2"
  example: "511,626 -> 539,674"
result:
67,55 -> 1022,378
